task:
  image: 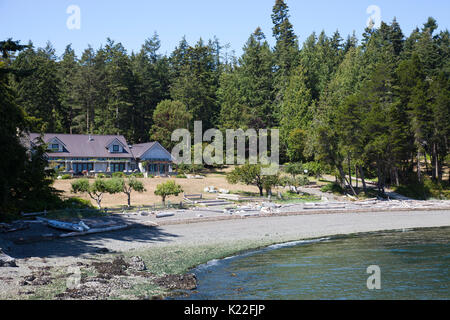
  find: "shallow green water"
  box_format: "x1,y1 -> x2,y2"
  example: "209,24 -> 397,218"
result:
181,227 -> 450,300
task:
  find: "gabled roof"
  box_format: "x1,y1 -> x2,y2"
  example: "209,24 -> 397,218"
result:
131,142 -> 172,160
105,137 -> 128,150
28,133 -> 133,158
47,136 -> 67,147
130,142 -> 157,159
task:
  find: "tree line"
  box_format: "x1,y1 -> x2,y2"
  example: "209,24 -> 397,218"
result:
1,0 -> 449,217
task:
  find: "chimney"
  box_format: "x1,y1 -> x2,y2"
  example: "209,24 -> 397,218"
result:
88,134 -> 94,141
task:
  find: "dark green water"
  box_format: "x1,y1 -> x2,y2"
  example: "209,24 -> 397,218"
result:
182,227 -> 450,300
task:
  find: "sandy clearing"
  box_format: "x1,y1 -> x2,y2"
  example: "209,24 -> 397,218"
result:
53,175 -> 260,208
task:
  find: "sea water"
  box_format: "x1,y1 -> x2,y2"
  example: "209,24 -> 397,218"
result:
179,227 -> 449,300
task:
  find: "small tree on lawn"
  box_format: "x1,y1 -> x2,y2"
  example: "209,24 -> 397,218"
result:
262,174 -> 280,197
227,164 -> 279,197
154,180 -> 183,206
279,175 -> 309,194
71,178 -> 119,209
118,177 -> 146,207
283,162 -> 304,178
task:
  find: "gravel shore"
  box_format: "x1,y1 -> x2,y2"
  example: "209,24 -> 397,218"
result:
1,209 -> 449,299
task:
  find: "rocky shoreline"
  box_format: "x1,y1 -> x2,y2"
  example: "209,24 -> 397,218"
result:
1,209 -> 449,300
6,254 -> 198,300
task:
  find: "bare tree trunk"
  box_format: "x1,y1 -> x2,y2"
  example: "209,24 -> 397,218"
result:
259,187 -> 264,197
344,176 -> 357,196
355,165 -> 359,189
438,154 -> 443,181
347,155 -> 352,188
432,142 -> 439,181
431,144 -> 435,180
377,164 -> 385,194
338,163 -> 356,196
89,192 -> 102,209
359,166 -> 367,194
336,164 -> 346,188
394,167 -> 399,186
417,149 -> 421,182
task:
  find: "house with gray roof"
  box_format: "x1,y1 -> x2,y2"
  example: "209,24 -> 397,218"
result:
131,142 -> 174,176
28,133 -> 173,176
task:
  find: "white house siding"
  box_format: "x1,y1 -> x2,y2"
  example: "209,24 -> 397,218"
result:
138,143 -> 173,175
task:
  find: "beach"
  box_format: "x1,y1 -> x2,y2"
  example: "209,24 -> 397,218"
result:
1,209 -> 450,299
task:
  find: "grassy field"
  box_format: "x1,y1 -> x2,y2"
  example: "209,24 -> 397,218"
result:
53,173 -> 260,208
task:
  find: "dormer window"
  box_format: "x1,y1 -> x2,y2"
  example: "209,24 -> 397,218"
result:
47,137 -> 66,153
106,138 -> 127,154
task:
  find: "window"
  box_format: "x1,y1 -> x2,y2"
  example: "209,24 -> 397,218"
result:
111,163 -> 125,172
51,144 -> 59,150
113,145 -> 120,152
73,163 -> 93,173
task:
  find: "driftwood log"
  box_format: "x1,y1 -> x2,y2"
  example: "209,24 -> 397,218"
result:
13,224 -> 131,244
58,224 -> 129,238
156,212 -> 175,218
0,249 -> 17,267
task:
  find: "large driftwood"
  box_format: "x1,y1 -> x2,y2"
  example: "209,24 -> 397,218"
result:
13,224 -> 131,244
0,250 -> 17,267
36,217 -> 90,232
156,212 -> 175,218
21,210 -> 47,217
58,224 -> 129,238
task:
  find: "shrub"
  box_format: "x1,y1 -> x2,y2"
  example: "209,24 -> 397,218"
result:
321,182 -> 344,194
131,172 -> 144,178
395,178 -> 450,200
177,174 -> 187,179
295,175 -> 309,186
112,172 -> 126,178
303,162 -> 325,178
62,197 -> 94,208
283,163 -> 304,178
279,175 -> 309,188
97,173 -> 108,178
227,164 -> 278,197
61,174 -> 72,180
176,163 -> 204,174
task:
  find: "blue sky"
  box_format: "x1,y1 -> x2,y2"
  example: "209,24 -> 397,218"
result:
1,0 -> 449,58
